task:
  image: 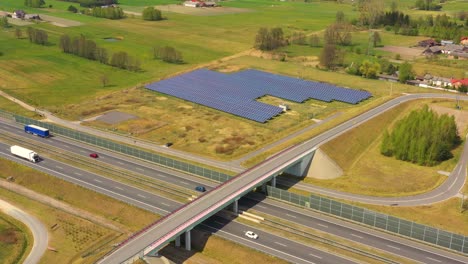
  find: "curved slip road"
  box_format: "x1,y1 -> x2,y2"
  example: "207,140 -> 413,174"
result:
0,199 -> 48,264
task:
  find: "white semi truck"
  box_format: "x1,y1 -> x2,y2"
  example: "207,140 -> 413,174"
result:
10,145 -> 40,163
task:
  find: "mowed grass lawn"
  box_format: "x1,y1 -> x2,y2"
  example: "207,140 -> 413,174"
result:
314,99 -> 467,196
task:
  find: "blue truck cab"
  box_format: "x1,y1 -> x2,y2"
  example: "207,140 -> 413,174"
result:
25,124 -> 50,138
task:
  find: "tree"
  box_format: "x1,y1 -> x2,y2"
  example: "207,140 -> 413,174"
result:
68,5 -> 78,13
381,105 -> 460,165
142,7 -> 162,21
309,34 -> 320,47
398,62 -> 414,83
370,31 -> 381,47
24,0 -> 45,8
0,16 -> 9,28
357,0 -> 385,27
100,75 -> 109,87
154,46 -> 183,64
336,11 -> 345,23
324,22 -> 352,46
15,27 -> 22,39
359,60 -> 381,78
254,27 -> 286,51
320,44 -> 343,70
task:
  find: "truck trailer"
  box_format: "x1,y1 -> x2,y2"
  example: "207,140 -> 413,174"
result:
10,145 -> 40,163
25,124 -> 49,138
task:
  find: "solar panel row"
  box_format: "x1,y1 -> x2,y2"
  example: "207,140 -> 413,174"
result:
146,69 -> 372,123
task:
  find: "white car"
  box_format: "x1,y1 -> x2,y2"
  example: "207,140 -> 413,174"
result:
245,231 -> 258,239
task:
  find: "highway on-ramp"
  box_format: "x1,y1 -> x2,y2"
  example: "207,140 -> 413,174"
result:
0,199 -> 48,264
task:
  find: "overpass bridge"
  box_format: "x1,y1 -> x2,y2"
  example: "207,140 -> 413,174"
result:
98,93 -> 468,264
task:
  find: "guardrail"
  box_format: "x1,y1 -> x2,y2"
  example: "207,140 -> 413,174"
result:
266,186 -> 468,255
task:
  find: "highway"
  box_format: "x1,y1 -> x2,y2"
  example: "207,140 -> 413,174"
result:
0,198 -> 48,264
1,123 -> 468,264
0,141 -> 353,264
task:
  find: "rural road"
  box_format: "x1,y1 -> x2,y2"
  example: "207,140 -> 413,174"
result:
0,199 -> 48,264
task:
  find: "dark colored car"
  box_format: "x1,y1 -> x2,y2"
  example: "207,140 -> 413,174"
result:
165,142 -> 173,147
195,186 -> 206,192
89,153 -> 99,158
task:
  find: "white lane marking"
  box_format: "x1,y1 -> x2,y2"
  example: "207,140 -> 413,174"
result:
138,194 -> 146,198
63,145 -> 70,148
80,150 -> 86,153
136,167 -> 144,171
115,186 -> 123,190
117,161 -> 124,165
55,166 -> 63,169
94,179 -> 102,183
286,214 -> 296,218
426,257 -> 442,263
387,245 -> 400,250
351,234 -> 363,239
74,172 -> 82,176
180,181 -> 189,185
157,174 -> 167,178
160,202 -> 170,207
308,253 -> 322,259
214,221 -> 224,225
317,223 -> 328,228
256,205 -> 266,209
274,242 -> 287,247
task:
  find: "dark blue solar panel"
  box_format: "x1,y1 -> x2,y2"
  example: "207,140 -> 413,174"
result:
146,69 -> 372,122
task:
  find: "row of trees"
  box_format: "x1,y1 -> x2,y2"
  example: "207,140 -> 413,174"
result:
24,0 -> 45,8
153,46 -> 183,63
381,105 -> 460,166
414,0 -> 442,11
27,27 -> 48,45
254,27 -> 287,51
60,0 -> 118,7
142,7 -> 162,21
83,6 -> 124,19
59,34 -> 140,71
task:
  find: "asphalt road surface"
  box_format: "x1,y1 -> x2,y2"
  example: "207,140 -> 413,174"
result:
0,199 -> 48,264
1,139 -> 468,264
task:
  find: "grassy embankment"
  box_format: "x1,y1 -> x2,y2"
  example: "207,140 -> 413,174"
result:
0,212 -> 30,264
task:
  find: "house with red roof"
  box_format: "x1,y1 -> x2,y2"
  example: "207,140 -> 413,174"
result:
451,78 -> 468,89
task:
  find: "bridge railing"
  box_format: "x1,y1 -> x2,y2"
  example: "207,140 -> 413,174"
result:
266,186 -> 468,255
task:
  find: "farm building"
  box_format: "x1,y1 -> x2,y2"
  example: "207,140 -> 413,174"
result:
12,10 -> 25,19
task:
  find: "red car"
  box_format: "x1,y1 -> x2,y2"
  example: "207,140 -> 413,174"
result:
89,153 -> 99,158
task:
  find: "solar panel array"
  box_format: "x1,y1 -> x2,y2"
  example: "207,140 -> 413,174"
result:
146,69 -> 372,123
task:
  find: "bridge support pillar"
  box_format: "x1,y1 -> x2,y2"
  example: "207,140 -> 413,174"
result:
261,183 -> 266,193
232,199 -> 239,214
271,176 -> 277,188
284,150 -> 315,177
175,235 -> 181,247
185,230 -> 191,251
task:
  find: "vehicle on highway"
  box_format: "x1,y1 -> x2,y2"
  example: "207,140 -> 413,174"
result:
195,186 -> 206,192
89,153 -> 99,158
24,124 -> 49,138
164,142 -> 173,148
245,231 -> 258,239
10,145 -> 40,163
